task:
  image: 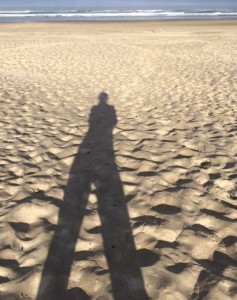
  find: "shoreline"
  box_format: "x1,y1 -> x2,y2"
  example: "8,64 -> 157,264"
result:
0,18 -> 237,25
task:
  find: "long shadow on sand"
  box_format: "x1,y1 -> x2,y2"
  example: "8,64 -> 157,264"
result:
36,92 -> 149,300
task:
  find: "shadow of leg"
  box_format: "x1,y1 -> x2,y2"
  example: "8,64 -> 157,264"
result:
36,174 -> 90,300
97,170 -> 149,300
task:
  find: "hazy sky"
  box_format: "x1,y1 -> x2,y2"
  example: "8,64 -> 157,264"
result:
0,0 -> 236,9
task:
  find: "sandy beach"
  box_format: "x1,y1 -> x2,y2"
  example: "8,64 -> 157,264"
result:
0,20 -> 237,300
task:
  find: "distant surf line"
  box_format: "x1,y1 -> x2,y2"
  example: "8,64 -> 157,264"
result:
0,9 -> 237,22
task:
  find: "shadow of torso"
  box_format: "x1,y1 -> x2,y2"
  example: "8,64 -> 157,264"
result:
74,101 -> 117,182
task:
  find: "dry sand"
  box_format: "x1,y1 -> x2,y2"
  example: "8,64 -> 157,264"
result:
0,20 -> 237,300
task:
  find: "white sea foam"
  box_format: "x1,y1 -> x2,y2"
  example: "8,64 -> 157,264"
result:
0,9 -> 236,20
0,10 -> 32,14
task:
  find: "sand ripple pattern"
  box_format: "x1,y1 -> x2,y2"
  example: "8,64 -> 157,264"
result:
0,22 -> 237,300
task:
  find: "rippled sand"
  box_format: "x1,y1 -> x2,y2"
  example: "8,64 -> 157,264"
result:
0,21 -> 237,300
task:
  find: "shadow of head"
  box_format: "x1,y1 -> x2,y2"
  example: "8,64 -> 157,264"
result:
99,92 -> 108,104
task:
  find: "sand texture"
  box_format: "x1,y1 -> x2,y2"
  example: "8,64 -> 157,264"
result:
0,21 -> 237,300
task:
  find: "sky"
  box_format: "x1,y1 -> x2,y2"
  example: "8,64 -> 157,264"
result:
0,0 -> 236,10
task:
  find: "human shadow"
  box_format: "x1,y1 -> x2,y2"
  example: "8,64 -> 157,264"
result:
36,92 -> 149,300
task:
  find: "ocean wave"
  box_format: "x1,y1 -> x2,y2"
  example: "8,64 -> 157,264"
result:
0,10 -> 32,14
0,10 -> 237,19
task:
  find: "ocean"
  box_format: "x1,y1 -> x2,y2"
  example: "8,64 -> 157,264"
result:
0,8 -> 237,22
